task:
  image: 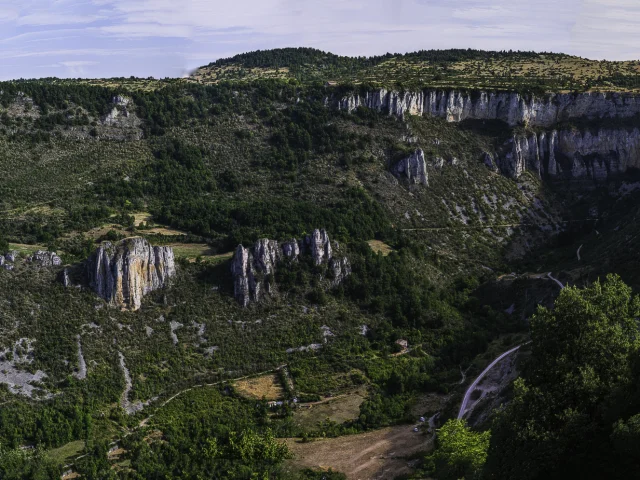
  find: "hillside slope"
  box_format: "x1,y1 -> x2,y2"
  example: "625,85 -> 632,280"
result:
0,49 -> 639,478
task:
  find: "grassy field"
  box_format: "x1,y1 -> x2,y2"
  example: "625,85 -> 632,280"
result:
367,240 -> 394,257
7,243 -> 47,255
46,440 -> 85,464
233,373 -> 285,401
293,390 -> 366,431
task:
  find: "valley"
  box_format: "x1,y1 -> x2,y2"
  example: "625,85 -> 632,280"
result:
1,48 -> 640,479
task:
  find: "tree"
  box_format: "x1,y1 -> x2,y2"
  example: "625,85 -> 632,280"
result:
484,275 -> 640,479
424,419 -> 490,480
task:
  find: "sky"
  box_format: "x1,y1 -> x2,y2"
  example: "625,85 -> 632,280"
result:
1,0 -> 640,80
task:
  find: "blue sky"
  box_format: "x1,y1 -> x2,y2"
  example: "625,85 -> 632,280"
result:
1,0 -> 639,80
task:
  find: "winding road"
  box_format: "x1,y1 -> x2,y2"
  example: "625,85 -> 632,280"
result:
547,272 -> 565,289
457,345 -> 523,420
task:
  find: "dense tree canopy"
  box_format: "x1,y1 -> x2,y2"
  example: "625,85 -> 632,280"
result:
484,275 -> 640,479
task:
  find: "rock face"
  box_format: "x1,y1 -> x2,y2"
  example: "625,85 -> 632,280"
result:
493,127 -> 640,182
333,89 -> 640,184
231,241 -> 279,308
392,149 -> 428,185
305,229 -> 332,265
231,229 -> 349,306
330,257 -> 352,286
334,88 -> 640,127
87,238 -> 176,310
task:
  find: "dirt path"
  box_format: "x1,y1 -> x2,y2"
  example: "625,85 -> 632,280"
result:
285,426 -> 431,480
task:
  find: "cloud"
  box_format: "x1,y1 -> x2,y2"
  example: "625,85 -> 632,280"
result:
570,0 -> 640,59
1,0 -> 640,79
16,13 -> 102,26
101,23 -> 193,38
59,60 -> 98,67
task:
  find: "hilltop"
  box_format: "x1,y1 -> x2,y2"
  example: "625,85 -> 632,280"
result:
191,47 -> 640,92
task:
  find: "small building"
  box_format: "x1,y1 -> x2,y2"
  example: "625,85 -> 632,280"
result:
396,339 -> 409,349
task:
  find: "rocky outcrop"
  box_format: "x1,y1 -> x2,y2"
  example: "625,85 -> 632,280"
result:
305,229 -> 332,265
493,127 -> 640,182
61,268 -> 73,287
231,229 -> 349,306
112,95 -> 131,107
1,251 -> 18,270
29,250 -> 62,267
87,238 -> 176,310
392,149 -> 428,185
330,257 -> 352,286
282,240 -> 301,260
334,88 -> 640,127
231,242 -> 276,308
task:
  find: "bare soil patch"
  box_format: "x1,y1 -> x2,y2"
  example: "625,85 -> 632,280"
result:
284,425 -> 432,480
234,374 -> 284,401
367,240 -> 394,256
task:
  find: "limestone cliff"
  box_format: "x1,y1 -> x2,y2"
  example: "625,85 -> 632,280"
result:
87,238 -> 176,310
333,88 -> 640,127
334,88 -> 640,183
231,229 -> 349,306
492,127 -> 640,182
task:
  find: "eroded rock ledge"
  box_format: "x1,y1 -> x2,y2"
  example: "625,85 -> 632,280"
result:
87,237 -> 176,310
231,229 -> 350,307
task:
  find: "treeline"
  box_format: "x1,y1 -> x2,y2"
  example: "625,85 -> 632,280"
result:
0,82 -> 114,116
208,47 -> 561,70
75,388 -> 290,479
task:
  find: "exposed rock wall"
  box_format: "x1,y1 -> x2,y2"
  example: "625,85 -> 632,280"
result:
334,88 -> 640,127
231,229 -> 350,306
392,149 -> 429,185
305,229 -> 332,265
87,237 -> 176,310
494,127 -> 640,182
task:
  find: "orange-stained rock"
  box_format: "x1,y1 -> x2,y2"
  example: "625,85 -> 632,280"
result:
87,237 -> 175,310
